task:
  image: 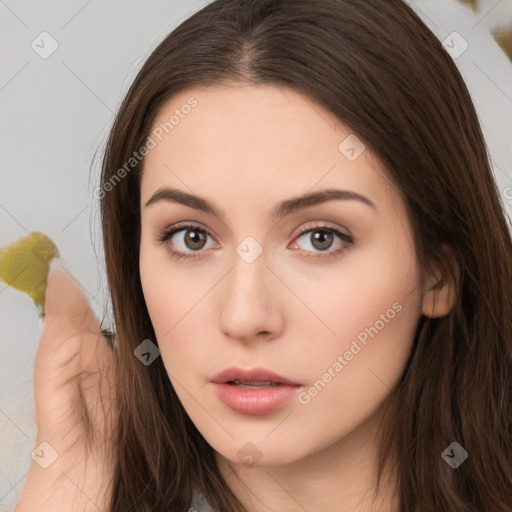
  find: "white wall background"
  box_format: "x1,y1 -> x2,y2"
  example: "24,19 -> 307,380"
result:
1,0 -> 511,510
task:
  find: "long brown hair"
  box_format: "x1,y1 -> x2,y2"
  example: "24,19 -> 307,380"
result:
99,0 -> 512,510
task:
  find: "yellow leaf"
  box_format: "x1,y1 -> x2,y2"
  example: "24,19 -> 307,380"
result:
0,232 -> 60,317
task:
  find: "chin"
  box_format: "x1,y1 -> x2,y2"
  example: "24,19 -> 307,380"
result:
213,438 -> 308,469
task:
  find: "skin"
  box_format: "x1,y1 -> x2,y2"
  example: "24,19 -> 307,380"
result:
16,260 -> 116,512
139,84 -> 456,512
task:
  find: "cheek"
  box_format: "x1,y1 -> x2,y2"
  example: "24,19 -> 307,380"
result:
292,244 -> 422,428
139,241 -> 219,374
139,239 -> 182,353
340,226 -> 420,342
279,230 -> 420,351
139,233 -> 197,333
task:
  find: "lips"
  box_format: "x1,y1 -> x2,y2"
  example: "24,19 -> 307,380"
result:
211,366 -> 302,415
211,366 -> 301,386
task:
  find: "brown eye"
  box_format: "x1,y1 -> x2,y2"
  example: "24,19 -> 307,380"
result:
292,224 -> 354,260
158,224 -> 216,259
310,230 -> 334,251
183,229 -> 207,250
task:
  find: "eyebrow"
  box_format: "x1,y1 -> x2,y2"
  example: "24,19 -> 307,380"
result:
144,187 -> 377,219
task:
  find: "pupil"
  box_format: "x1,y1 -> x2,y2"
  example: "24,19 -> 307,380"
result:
313,230 -> 332,250
186,230 -> 206,250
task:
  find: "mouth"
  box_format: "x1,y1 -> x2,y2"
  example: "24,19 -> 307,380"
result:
226,380 -> 283,389
210,366 -> 302,415
211,366 -> 301,387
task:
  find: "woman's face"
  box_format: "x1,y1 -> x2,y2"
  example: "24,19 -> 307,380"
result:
139,84 -> 443,468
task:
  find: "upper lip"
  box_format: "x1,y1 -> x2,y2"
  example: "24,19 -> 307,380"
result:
211,366 -> 301,386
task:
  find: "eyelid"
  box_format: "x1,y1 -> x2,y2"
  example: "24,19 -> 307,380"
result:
157,221 -> 218,246
158,220 -> 351,241
289,220 -> 352,240
157,220 -> 353,260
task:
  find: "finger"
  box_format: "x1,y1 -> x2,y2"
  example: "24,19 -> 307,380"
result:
43,259 -> 101,335
34,261 -> 116,437
35,260 -> 103,393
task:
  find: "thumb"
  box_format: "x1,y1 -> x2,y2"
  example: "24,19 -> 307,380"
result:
35,260 -> 111,421
43,259 -> 101,336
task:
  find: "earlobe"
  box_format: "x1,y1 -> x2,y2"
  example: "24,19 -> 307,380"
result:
420,245 -> 460,319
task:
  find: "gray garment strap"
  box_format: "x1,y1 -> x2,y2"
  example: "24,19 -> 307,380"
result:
190,486 -> 218,512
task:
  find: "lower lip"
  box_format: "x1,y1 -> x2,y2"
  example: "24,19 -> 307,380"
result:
212,382 -> 300,415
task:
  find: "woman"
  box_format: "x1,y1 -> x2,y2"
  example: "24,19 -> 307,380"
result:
16,0 -> 512,510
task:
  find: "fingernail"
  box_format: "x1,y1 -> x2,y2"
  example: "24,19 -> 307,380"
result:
48,257 -> 65,275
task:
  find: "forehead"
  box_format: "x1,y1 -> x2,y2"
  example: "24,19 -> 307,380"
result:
141,83 -> 397,214
147,83 -> 352,163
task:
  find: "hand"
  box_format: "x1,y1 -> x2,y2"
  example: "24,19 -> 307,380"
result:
16,260 -> 118,512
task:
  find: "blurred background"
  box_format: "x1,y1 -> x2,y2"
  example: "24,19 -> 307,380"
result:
459,0 -> 512,59
1,0 -> 511,511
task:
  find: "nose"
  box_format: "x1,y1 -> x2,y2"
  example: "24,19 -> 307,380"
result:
217,251 -> 284,344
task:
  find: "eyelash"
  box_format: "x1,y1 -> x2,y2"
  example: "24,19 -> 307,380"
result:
157,221 -> 354,261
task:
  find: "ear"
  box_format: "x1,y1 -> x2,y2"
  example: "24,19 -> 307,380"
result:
420,244 -> 459,318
